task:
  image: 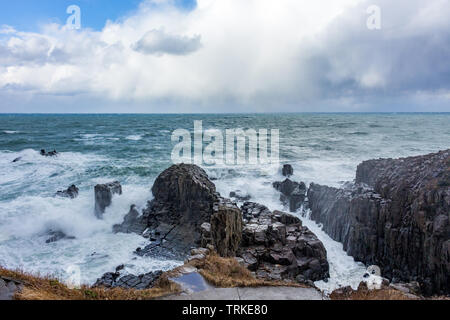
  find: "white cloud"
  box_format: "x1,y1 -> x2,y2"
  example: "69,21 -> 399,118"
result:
0,0 -> 449,112
133,29 -> 202,56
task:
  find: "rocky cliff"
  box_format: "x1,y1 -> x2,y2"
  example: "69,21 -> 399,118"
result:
113,164 -> 329,284
307,150 -> 450,295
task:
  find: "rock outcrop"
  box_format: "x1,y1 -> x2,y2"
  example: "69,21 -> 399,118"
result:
273,179 -> 307,213
45,230 -> 75,244
40,149 -> 58,157
308,150 -> 450,295
94,270 -> 162,290
94,181 -> 122,218
282,164 -> 294,177
210,199 -> 243,257
0,277 -> 23,300
136,164 -> 220,258
56,185 -> 79,199
238,202 -> 329,283
114,164 -> 329,284
113,205 -> 146,235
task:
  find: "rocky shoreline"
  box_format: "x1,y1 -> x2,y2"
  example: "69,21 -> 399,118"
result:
3,149 -> 448,300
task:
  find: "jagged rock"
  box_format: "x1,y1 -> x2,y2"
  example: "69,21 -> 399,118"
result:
56,185 -> 79,199
237,202 -> 329,283
40,149 -> 58,157
308,150 -> 450,295
210,199 -> 243,257
94,270 -> 162,290
94,181 -> 122,218
45,230 -> 75,244
229,191 -> 251,202
113,205 -> 147,235
282,164 -> 294,177
273,179 -> 307,212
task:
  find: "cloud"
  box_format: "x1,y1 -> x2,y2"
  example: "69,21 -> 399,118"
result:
0,0 -> 449,112
133,29 -> 202,56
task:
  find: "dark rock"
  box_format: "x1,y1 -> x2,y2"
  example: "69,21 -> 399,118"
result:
237,202 -> 329,283
273,179 -> 307,212
113,205 -> 147,235
282,164 -> 294,177
94,270 -> 162,290
12,157 -> 21,163
210,198 -> 243,257
40,149 -> 58,157
56,185 -> 79,199
138,164 -> 220,258
45,230 -> 75,244
0,277 -> 23,300
308,149 -> 450,295
229,191 -> 251,202
94,181 -> 122,218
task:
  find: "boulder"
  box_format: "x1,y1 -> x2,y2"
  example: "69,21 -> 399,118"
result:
282,164 -> 294,177
237,202 -> 329,283
45,230 -> 75,244
56,185 -> 79,199
210,199 -> 243,257
273,179 -> 307,212
136,164 -> 220,258
308,149 -> 450,295
229,191 -> 251,202
40,149 -> 58,157
94,181 -> 122,218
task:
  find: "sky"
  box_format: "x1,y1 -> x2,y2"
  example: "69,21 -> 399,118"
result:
0,0 -> 449,113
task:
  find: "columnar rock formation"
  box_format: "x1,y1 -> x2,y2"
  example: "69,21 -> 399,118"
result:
94,181 -> 122,218
307,150 -> 450,295
238,202 -> 329,282
112,164 -> 330,283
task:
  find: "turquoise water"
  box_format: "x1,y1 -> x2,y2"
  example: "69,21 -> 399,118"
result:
0,113 -> 449,288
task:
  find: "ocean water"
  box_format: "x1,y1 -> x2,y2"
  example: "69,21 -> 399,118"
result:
0,113 -> 449,291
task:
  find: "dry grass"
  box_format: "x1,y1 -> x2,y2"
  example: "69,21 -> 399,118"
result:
329,283 -> 420,301
0,252 -> 307,300
0,267 -> 180,301
183,253 -> 306,289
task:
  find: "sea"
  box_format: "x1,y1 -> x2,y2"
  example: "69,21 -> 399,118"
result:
0,113 -> 449,293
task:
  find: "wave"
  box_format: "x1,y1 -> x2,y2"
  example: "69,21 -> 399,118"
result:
125,135 -> 143,141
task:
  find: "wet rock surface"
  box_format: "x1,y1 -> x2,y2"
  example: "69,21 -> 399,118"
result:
40,149 -> 58,157
116,164 -> 220,259
45,230 -> 75,244
0,277 -> 23,300
237,202 -> 329,283
56,185 -> 79,199
282,164 -> 294,177
308,150 -> 450,295
94,270 -> 163,290
113,205 -> 146,235
94,181 -> 122,218
273,179 -> 307,213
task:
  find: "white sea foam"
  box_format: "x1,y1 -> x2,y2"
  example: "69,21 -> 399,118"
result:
125,135 -> 143,141
3,130 -> 19,134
